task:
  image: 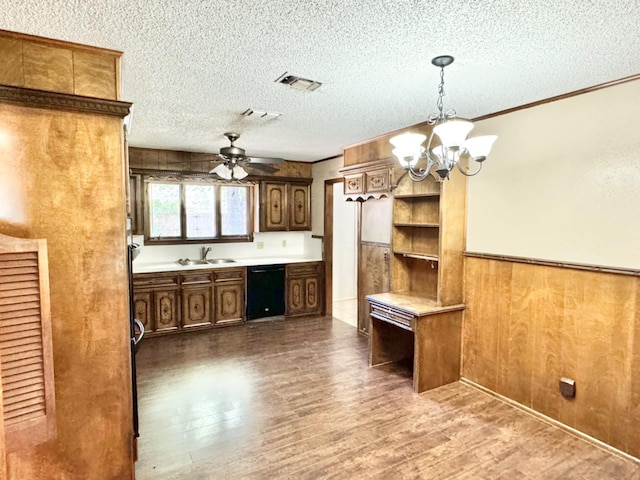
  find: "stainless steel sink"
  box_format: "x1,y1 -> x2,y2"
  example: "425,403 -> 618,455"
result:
176,259 -> 209,266
207,258 -> 236,264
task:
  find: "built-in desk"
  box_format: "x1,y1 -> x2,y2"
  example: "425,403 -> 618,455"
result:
366,293 -> 464,393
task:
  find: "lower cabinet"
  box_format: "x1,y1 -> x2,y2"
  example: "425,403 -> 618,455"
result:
285,262 -> 324,317
133,262 -> 325,336
133,267 -> 245,337
214,268 -> 245,325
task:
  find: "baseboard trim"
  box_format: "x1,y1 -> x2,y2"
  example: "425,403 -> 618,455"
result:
460,377 -> 640,465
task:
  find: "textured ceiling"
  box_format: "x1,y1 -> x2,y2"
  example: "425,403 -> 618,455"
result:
1,1 -> 639,161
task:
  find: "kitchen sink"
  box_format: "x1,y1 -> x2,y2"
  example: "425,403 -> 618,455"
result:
207,258 -> 236,264
176,259 -> 209,266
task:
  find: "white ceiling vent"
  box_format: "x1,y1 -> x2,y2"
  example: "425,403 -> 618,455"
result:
241,109 -> 282,120
275,72 -> 322,92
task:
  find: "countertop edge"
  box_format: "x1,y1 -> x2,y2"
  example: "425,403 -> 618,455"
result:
133,257 -> 323,275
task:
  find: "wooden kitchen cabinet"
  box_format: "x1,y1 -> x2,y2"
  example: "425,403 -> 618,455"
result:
259,181 -> 311,231
213,267 -> 246,325
132,273 -> 181,335
181,271 -> 213,328
285,262 -> 324,316
339,159 -> 394,201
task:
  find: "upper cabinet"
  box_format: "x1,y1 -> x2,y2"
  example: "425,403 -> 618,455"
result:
259,181 -> 311,232
338,158 -> 396,201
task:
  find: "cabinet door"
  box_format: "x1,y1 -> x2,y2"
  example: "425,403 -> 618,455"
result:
344,173 -> 364,195
286,277 -> 306,315
288,183 -> 311,230
154,289 -> 180,333
304,276 -> 321,314
181,287 -> 212,328
215,283 -> 244,325
261,182 -> 287,231
133,291 -> 154,333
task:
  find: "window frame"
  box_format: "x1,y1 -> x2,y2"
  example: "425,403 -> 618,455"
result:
143,177 -> 254,244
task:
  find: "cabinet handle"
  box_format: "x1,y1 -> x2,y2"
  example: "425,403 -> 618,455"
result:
133,318 -> 145,345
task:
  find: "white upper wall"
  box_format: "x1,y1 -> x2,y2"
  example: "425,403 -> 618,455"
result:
467,78 -> 640,269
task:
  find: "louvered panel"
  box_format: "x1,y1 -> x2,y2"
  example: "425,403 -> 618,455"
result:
0,252 -> 46,427
2,358 -> 43,379
4,403 -> 46,425
4,372 -> 44,391
0,236 -> 55,451
0,280 -> 39,293
0,309 -> 41,321
0,286 -> 40,299
0,325 -> 42,342
0,317 -> 40,335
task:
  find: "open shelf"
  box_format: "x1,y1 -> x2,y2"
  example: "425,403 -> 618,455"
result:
394,193 -> 440,199
393,222 -> 439,228
393,250 -> 439,262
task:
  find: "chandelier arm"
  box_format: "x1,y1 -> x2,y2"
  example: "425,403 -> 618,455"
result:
455,160 -> 483,177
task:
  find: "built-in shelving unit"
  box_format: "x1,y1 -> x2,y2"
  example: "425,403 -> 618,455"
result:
390,170 -> 466,306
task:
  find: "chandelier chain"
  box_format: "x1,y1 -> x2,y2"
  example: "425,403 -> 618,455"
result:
436,67 -> 445,118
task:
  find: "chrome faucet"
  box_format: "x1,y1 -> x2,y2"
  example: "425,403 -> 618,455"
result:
201,246 -> 212,260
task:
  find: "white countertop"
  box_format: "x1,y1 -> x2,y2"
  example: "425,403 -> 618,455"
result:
132,255 -> 323,274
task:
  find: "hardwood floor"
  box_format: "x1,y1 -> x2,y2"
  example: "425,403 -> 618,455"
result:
135,316 -> 639,479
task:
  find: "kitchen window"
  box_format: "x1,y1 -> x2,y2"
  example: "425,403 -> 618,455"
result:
145,179 -> 253,243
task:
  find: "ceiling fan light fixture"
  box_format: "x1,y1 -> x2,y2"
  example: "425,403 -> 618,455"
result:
211,163 -> 232,180
232,165 -> 248,180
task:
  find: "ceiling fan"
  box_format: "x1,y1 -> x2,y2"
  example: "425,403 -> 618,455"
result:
209,132 -> 284,180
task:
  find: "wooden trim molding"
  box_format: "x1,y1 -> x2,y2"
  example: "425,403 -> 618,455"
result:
473,73 -> 640,122
464,251 -> 640,277
460,378 -> 640,464
0,85 -> 132,118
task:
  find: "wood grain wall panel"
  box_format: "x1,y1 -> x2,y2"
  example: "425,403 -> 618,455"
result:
0,38 -> 23,87
0,104 -> 133,479
438,169 -> 466,306
463,256 -> 640,459
73,51 -> 118,100
22,43 -> 73,94
128,147 -> 313,178
358,243 -> 390,335
0,30 -> 122,99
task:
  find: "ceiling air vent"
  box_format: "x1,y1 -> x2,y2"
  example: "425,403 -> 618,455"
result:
275,72 -> 322,92
241,109 -> 282,120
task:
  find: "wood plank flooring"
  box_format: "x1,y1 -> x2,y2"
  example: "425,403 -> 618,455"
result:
135,316 -> 639,479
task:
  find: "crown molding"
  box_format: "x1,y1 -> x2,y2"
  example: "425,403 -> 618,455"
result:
0,85 -> 132,118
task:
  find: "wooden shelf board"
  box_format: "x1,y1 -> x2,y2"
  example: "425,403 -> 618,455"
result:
393,250 -> 439,262
394,193 -> 440,199
393,223 -> 439,228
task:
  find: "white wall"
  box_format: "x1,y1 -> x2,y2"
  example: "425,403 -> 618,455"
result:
133,231 -> 315,264
332,182 -> 357,302
467,79 -> 640,269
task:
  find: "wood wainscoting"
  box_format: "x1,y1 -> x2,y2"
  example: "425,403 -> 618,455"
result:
462,254 -> 640,459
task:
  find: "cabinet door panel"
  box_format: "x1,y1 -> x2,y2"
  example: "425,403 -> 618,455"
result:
304,277 -> 321,313
182,287 -> 212,327
262,182 -> 287,231
155,290 -> 180,332
215,283 -> 244,324
133,291 -> 154,332
289,184 -> 310,230
286,278 -> 305,315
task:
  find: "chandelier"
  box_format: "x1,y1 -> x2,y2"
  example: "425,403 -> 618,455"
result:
389,55 -> 497,181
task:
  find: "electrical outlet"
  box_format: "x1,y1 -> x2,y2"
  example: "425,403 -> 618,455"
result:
257,241 -> 264,250
559,377 -> 576,398
282,240 -> 287,247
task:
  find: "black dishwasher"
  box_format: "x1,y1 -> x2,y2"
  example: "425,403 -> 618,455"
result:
246,264 -> 286,320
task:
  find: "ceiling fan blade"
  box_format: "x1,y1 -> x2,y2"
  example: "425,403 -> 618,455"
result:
244,163 -> 279,174
247,156 -> 285,164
